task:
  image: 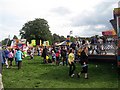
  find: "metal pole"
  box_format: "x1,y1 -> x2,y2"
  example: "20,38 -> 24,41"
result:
6,35 -> 10,46
117,9 -> 120,67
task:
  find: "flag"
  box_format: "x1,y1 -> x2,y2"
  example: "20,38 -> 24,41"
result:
70,31 -> 73,35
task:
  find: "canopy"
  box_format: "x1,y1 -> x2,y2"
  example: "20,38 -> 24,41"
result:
56,41 -> 72,46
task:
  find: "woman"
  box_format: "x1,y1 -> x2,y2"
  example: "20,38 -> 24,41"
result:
68,48 -> 75,77
77,46 -> 89,79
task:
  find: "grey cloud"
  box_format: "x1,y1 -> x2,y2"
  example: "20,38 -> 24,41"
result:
71,1 -> 117,28
0,11 -> 24,28
51,7 -> 71,16
80,25 -> 110,37
73,25 -> 110,37
71,1 -> 118,36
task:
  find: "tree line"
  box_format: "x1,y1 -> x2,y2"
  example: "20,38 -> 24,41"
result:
1,18 -> 101,46
1,18 -> 76,46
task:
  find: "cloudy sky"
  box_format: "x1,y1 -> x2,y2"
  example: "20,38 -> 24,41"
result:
0,0 -> 119,41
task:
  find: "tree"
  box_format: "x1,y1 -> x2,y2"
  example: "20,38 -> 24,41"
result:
13,35 -> 18,39
52,34 -> 60,43
70,36 -> 75,42
59,35 -> 66,42
1,38 -> 11,46
20,18 -> 53,45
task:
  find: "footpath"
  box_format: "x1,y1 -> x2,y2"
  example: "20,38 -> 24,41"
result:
0,63 -> 3,90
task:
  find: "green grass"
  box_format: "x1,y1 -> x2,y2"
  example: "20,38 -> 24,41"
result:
2,56 -> 119,88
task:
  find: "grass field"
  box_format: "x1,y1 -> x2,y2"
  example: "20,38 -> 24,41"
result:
2,56 -> 119,89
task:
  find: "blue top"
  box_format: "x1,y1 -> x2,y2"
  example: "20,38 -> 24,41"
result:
4,50 -> 9,58
15,50 -> 23,61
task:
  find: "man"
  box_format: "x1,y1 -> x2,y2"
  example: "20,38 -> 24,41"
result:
42,46 -> 48,64
0,46 -> 4,89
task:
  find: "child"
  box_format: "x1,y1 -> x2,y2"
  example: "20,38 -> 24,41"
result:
8,49 -> 14,67
77,47 -> 89,79
68,48 -> 75,77
15,48 -> 23,70
52,50 -> 56,64
30,48 -> 34,59
55,49 -> 60,66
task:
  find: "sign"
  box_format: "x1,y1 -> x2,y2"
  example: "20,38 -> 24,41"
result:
43,41 -> 49,46
114,8 -> 120,16
102,30 -> 116,36
40,40 -> 42,46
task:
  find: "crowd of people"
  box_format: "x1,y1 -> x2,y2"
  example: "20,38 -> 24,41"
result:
0,36 -> 117,79
36,41 -> 89,79
0,46 -> 41,70
0,40 -> 89,79
0,47 -> 24,70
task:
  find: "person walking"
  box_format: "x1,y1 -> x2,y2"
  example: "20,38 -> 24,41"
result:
15,48 -> 23,70
68,48 -> 75,77
37,46 -> 40,56
61,46 -> 67,66
55,48 -> 60,66
8,49 -> 14,68
42,46 -> 48,64
77,47 -> 89,79
4,48 -> 9,68
51,50 -> 56,64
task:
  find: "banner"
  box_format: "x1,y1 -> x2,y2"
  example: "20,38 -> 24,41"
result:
31,40 -> 36,46
43,41 -> 49,46
114,8 -> 120,16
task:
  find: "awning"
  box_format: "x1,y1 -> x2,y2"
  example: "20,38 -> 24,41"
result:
102,30 -> 116,36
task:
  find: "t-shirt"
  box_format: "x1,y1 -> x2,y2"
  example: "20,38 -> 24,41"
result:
68,53 -> 74,63
15,50 -> 23,61
8,52 -> 14,58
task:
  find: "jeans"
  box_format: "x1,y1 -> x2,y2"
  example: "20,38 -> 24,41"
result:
69,62 -> 75,76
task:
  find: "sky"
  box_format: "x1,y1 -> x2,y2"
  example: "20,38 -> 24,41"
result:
0,0 -> 119,41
